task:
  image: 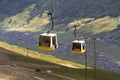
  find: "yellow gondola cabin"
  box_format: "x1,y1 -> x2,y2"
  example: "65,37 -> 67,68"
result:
72,40 -> 86,54
39,33 -> 58,50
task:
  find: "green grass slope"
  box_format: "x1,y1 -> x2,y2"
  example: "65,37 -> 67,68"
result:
0,41 -> 120,80
1,4 -> 49,31
0,41 -> 85,69
1,0 -> 120,32
67,16 -> 120,35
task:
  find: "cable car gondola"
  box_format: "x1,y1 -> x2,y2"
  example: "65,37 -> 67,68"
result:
39,12 -> 58,51
39,33 -> 58,50
71,25 -> 86,54
72,39 -> 86,54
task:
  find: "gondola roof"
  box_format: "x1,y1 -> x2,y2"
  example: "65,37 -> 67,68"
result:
40,33 -> 57,37
73,40 -> 85,43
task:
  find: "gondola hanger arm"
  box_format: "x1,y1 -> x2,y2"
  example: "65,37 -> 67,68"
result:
72,25 -> 79,39
47,12 -> 54,33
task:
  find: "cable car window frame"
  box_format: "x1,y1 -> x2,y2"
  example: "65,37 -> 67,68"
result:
72,43 -> 82,51
39,36 -> 51,47
82,43 -> 86,50
52,36 -> 56,45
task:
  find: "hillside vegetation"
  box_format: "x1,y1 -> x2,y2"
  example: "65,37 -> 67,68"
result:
0,41 -> 86,69
1,0 -> 120,32
0,0 -> 120,75
1,0 -> 120,18
68,16 -> 120,35
0,41 -> 120,80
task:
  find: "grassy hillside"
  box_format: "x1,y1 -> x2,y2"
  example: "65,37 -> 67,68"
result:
67,16 -> 120,35
2,0 -> 120,18
1,0 -> 120,31
0,41 -> 120,80
1,4 -> 49,31
0,0 -> 120,75
0,41 -> 86,69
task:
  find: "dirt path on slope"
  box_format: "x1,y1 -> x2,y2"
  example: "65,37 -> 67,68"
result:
0,47 -> 62,80
0,47 -> 80,80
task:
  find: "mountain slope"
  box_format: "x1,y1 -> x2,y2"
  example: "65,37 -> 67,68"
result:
0,0 -> 120,74
1,0 -> 120,29
0,42 -> 120,80
1,0 -> 120,18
